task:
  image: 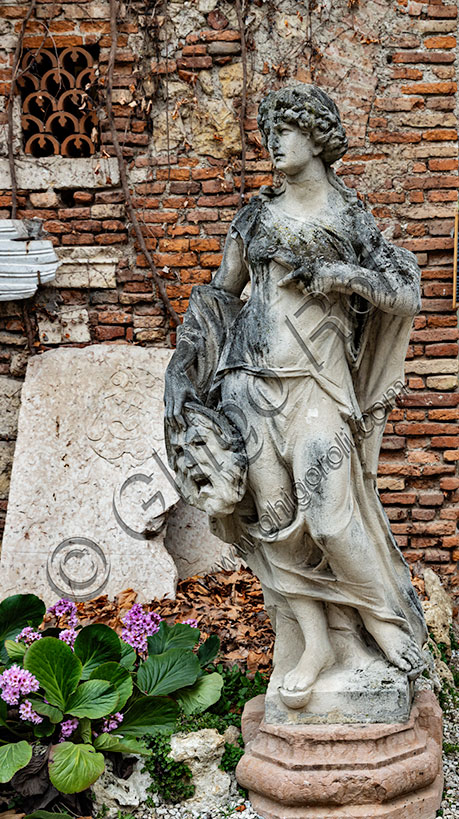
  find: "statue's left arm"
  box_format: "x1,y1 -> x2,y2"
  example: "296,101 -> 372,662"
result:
301,205 -> 421,317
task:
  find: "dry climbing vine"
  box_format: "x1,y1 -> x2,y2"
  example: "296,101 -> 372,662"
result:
235,0 -> 248,208
7,0 -> 37,220
107,0 -> 181,327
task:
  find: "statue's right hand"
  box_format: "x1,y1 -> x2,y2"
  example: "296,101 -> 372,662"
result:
165,378 -> 200,432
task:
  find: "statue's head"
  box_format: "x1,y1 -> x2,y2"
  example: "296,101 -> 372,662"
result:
257,84 -> 348,167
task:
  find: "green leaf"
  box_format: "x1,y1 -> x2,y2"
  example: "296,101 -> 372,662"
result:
197,635 -> 220,668
138,648 -> 200,697
93,733 -> 151,755
65,680 -> 119,719
175,672 -> 223,715
24,638 -> 82,710
28,698 -> 63,724
147,622 -> 199,656
90,662 -> 133,710
4,639 -> 27,663
117,696 -> 178,736
0,697 -> 8,729
119,639 -> 136,670
0,595 -> 45,664
74,625 -> 121,680
33,719 -> 54,739
48,742 -> 105,793
79,717 -> 91,744
0,741 -> 32,783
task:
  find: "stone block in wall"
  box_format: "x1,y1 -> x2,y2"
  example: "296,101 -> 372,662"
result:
0,377 -> 22,438
0,441 -> 14,499
0,157 -> 119,191
0,346 -> 179,603
55,246 -> 121,289
405,359 -> 458,375
38,306 -> 91,344
0,98 -> 20,158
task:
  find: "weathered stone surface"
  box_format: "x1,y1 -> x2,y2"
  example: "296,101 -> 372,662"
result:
169,728 -> 233,810
218,63 -> 265,99
150,98 -> 241,158
0,157 -> 120,191
0,98 -> 20,158
91,757 -> 153,819
55,246 -> 121,289
0,220 -> 60,300
0,377 -> 22,437
422,567 -> 453,649
405,358 -> 458,374
38,306 -> 91,344
165,499 -> 242,578
9,351 -> 28,378
0,346 -> 178,603
237,691 -> 443,818
0,441 -> 14,499
264,658 -> 412,725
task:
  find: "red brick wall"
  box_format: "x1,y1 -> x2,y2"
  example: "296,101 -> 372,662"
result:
0,0 -> 457,602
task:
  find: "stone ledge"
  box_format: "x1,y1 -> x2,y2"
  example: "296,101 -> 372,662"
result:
0,157 -> 120,191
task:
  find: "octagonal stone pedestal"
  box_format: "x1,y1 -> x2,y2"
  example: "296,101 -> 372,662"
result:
236,691 -> 443,819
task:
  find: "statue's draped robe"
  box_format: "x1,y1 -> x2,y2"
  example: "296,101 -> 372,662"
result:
167,181 -> 426,650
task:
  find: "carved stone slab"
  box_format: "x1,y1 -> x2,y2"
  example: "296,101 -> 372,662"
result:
0,345 -> 179,603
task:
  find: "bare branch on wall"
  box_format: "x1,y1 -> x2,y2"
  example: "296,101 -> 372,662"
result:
235,0 -> 248,208
8,0 -> 37,219
107,0 -> 181,327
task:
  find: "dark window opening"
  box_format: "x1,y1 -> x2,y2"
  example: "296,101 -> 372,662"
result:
18,45 -> 100,158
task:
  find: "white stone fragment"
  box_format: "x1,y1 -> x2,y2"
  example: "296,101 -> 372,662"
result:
91,757 -> 153,818
169,729 -> 231,811
54,246 -> 121,289
0,376 -> 22,437
0,220 -> 60,301
38,307 -> 91,344
0,345 -> 178,603
0,157 -> 120,190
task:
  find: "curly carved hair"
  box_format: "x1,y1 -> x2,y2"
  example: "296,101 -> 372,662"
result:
257,84 -> 348,166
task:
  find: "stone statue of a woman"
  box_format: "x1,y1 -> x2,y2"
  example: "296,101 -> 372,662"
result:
164,84 -> 427,722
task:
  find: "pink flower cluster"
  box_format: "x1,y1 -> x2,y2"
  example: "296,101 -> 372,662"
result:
15,626 -> 42,646
59,628 -> 77,649
18,699 -> 43,724
59,717 -> 79,742
0,665 -> 40,705
182,619 -> 199,629
47,598 -> 78,629
121,603 -> 162,653
101,711 -> 124,733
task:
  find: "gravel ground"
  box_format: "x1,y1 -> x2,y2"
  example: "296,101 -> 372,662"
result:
439,649 -> 459,819
148,773 -> 263,818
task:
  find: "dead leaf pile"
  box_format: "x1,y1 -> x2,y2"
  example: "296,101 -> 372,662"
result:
73,569 -> 274,675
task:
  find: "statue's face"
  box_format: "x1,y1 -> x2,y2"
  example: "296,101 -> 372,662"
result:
267,119 -> 320,174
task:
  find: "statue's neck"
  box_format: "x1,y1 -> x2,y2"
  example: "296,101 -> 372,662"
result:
280,158 -> 329,216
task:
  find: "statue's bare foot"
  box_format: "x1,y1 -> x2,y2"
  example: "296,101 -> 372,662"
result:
278,646 -> 334,709
364,619 -> 424,676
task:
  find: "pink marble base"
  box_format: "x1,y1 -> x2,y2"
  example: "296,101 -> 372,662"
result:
236,691 -> 443,819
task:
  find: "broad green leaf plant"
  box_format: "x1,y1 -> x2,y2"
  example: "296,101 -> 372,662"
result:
0,594 -> 222,795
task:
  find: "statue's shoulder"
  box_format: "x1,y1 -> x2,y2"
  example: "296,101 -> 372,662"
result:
229,194 -> 265,244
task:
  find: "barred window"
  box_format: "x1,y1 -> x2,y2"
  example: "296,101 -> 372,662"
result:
18,46 -> 100,157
